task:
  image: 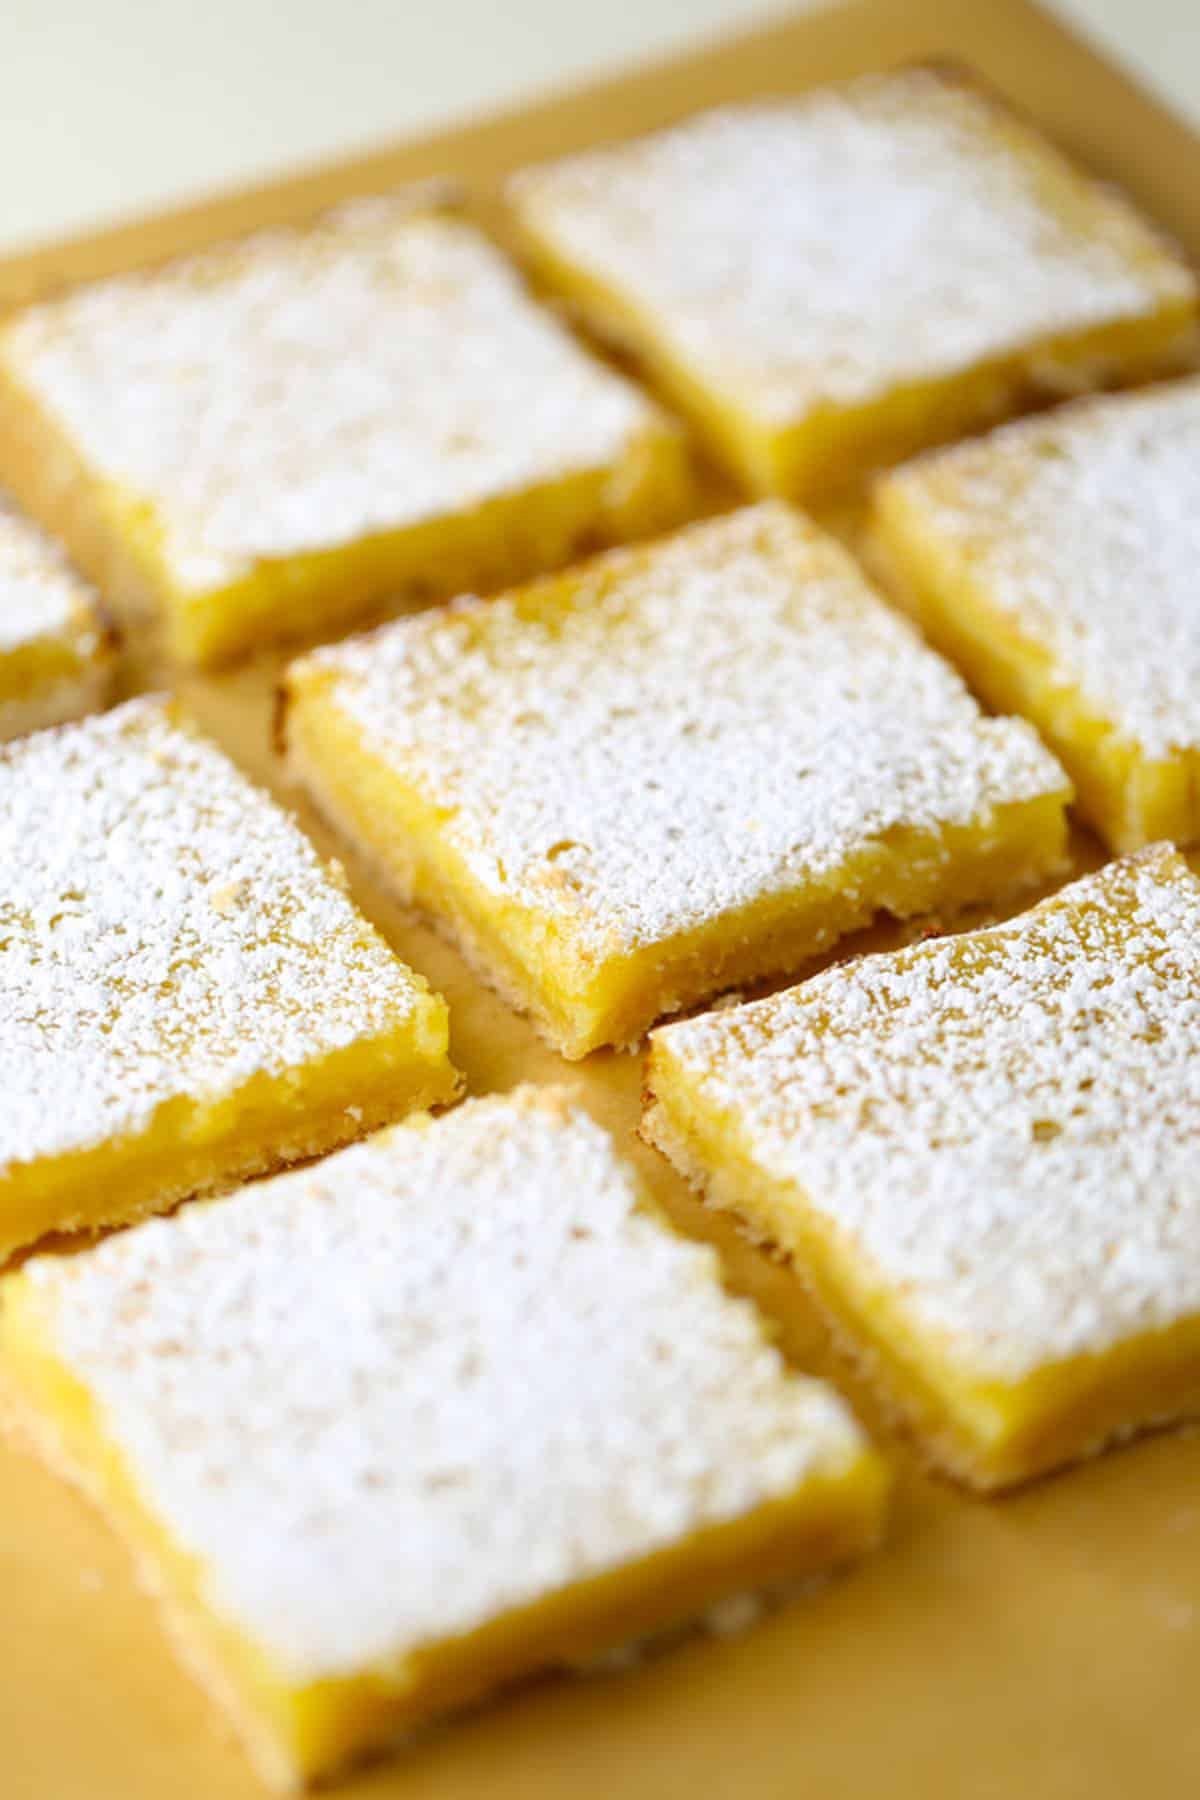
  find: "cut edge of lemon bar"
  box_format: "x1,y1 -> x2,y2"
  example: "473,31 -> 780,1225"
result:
643,847 -> 1200,1491
0,695 -> 459,1260
0,1002 -> 460,1265
0,203 -> 693,670
282,504 -> 1072,1060
508,64 -> 1197,502
870,382 -> 1200,853
0,1090 -> 889,1788
0,491 -> 116,741
0,648 -> 114,745
286,682 -> 1070,1061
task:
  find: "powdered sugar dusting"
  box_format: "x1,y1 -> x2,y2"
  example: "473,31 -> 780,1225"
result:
511,67 -> 1194,422
17,1089 -> 871,1679
0,695 -> 437,1176
296,504 -> 1067,954
0,489 -> 104,659
652,846 -> 1200,1380
880,377 -> 1200,759
0,203 -> 660,592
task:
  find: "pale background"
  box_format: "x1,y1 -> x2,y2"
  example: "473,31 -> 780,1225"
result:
2,0 -> 1199,253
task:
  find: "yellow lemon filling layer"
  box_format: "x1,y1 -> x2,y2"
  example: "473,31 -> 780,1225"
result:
643,849 -> 1200,1489
282,504 -> 1071,1058
0,1092 -> 888,1787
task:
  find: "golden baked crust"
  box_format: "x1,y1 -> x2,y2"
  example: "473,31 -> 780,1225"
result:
644,847 -> 1200,1489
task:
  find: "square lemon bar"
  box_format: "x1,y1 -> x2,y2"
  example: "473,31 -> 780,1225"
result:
0,695 -> 456,1260
0,1088 -> 888,1788
283,502 -> 1071,1058
873,377 -> 1200,852
0,200 -> 690,667
0,489 -> 114,741
509,65 -> 1197,499
644,845 -> 1200,1490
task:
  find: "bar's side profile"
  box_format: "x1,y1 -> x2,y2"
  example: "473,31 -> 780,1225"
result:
0,1090 -> 887,1787
644,847 -> 1200,1489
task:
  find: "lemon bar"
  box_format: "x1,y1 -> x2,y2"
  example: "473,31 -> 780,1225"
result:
0,1088 -> 887,1788
509,66 -> 1197,500
0,489 -> 113,740
0,200 -> 690,667
873,378 -> 1200,852
644,845 -> 1200,1490
283,502 -> 1071,1058
0,694 -> 456,1260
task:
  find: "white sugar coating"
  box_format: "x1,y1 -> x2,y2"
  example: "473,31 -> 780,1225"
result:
0,488 -> 103,658
652,846 -> 1200,1381
297,504 -> 1067,954
17,1089 -> 870,1680
881,377 -> 1200,760
0,695 -> 435,1175
510,67 -> 1194,423
0,201 -> 660,594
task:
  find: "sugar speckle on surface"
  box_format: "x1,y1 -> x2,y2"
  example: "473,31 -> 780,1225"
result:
19,1089 -> 870,1679
0,695 -> 432,1175
0,489 -> 103,658
652,846 -> 1200,1380
880,376 -> 1200,760
296,503 -> 1067,954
